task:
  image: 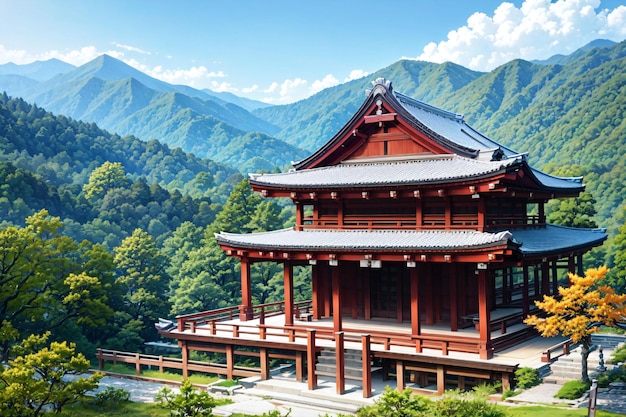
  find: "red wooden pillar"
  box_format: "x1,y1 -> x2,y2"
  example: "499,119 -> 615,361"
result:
568,255 -> 575,274
311,263 -> 321,320
260,347 -> 269,380
522,265 -> 529,317
424,265 -> 434,325
284,262 -> 294,326
577,254 -> 584,276
335,332 -> 345,394
396,360 -> 405,391
307,330 -> 317,390
226,345 -> 234,380
551,261 -> 559,295
239,258 -> 253,321
477,269 -> 493,359
363,268 -> 371,320
502,268 -> 509,304
437,365 -> 445,395
410,267 -> 421,352
362,335 -> 372,398
541,262 -> 550,296
332,265 -> 342,332
449,266 -> 458,331
181,341 -> 189,378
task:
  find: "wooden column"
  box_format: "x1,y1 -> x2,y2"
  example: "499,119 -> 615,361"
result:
410,267 -> 421,352
363,268 -> 371,320
226,345 -> 234,380
239,258 -> 253,321
437,365 -> 445,395
181,341 -> 189,378
260,347 -> 269,380
396,360 -> 405,391
541,262 -> 550,296
502,268 -> 509,305
478,269 -> 493,359
450,266 -> 458,331
362,335 -> 372,398
551,261 -> 559,295
332,265 -> 342,332
577,254 -> 584,276
335,331 -> 345,394
311,263 -> 321,320
522,265 -> 530,317
283,262 -> 294,326
533,266 -> 540,300
295,351 -> 304,382
568,255 -> 575,274
307,330 -> 317,390
323,264 -> 332,317
424,265 -> 434,325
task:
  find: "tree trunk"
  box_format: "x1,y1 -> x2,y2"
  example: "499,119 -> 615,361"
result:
580,337 -> 591,384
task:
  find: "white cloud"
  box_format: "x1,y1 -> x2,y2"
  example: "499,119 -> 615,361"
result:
146,65 -> 225,88
112,42 -> 151,55
413,0 -> 626,71
310,74 -> 339,95
344,69 -> 369,82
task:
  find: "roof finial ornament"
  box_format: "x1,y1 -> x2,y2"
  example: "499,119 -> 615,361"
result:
365,78 -> 393,97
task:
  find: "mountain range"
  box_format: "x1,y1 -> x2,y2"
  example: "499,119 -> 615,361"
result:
0,39 -> 624,235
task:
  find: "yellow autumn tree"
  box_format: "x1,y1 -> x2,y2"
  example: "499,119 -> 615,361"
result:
525,266 -> 626,383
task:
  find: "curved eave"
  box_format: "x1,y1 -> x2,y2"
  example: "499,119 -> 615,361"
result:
215,228 -> 517,254
509,224 -> 607,258
250,154 -> 520,191
526,167 -> 584,194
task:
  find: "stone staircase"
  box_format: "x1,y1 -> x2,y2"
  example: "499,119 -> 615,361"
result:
543,334 -> 625,384
315,347 -> 370,380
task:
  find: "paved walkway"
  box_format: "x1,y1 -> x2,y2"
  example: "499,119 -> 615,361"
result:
91,374 -> 626,416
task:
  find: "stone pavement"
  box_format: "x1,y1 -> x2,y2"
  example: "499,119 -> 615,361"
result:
89,373 -> 626,416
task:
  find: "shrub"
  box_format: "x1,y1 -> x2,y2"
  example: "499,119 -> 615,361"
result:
609,344 -> 626,364
554,380 -> 590,399
94,386 -> 130,407
597,365 -> 626,388
430,395 -> 507,417
472,381 -> 501,397
515,367 -> 541,389
501,387 -> 517,400
155,378 -> 216,417
356,386 -> 431,416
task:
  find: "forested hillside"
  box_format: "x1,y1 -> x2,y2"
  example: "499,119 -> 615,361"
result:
0,94 -> 305,362
0,55 -> 308,173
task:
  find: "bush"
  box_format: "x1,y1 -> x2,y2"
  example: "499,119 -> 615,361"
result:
501,388 -> 517,400
597,365 -> 626,388
554,380 -> 590,399
356,387 -> 431,416
94,386 -> 130,407
515,367 -> 541,389
609,344 -> 626,364
472,381 -> 501,397
430,395 -> 507,417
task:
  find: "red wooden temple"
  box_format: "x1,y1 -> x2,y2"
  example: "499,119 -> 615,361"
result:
159,78 -> 607,396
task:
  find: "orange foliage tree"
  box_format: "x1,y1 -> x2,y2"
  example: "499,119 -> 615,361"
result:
524,266 -> 626,383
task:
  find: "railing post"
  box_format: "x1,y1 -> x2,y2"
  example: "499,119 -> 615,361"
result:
135,353 -> 141,375
177,317 -> 184,331
233,325 -> 239,338
564,342 -> 570,355
259,325 -> 266,340
96,348 -> 104,370
210,321 -> 216,335
159,355 -> 164,373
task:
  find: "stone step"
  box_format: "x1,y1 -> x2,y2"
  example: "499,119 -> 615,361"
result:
244,387 -> 361,414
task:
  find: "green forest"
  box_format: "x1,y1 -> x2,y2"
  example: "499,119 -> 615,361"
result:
0,94 -> 311,363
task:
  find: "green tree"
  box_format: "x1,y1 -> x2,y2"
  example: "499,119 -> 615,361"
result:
83,161 -> 131,201
546,192 -> 598,228
211,179 -> 262,234
114,228 -> 170,341
606,206 -> 626,293
0,332 -> 103,417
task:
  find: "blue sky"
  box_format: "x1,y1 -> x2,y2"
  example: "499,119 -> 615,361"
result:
0,0 -> 624,104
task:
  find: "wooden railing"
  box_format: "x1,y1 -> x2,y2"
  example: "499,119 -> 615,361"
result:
541,339 -> 572,362
95,348 -> 261,379
176,300 -> 312,333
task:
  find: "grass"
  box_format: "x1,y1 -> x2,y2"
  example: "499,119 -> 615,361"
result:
506,406 -> 624,417
101,363 -> 219,385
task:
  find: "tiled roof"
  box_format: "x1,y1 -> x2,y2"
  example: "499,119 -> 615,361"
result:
215,225 -> 606,257
216,228 -> 514,252
249,154 -> 519,189
510,224 -> 607,256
